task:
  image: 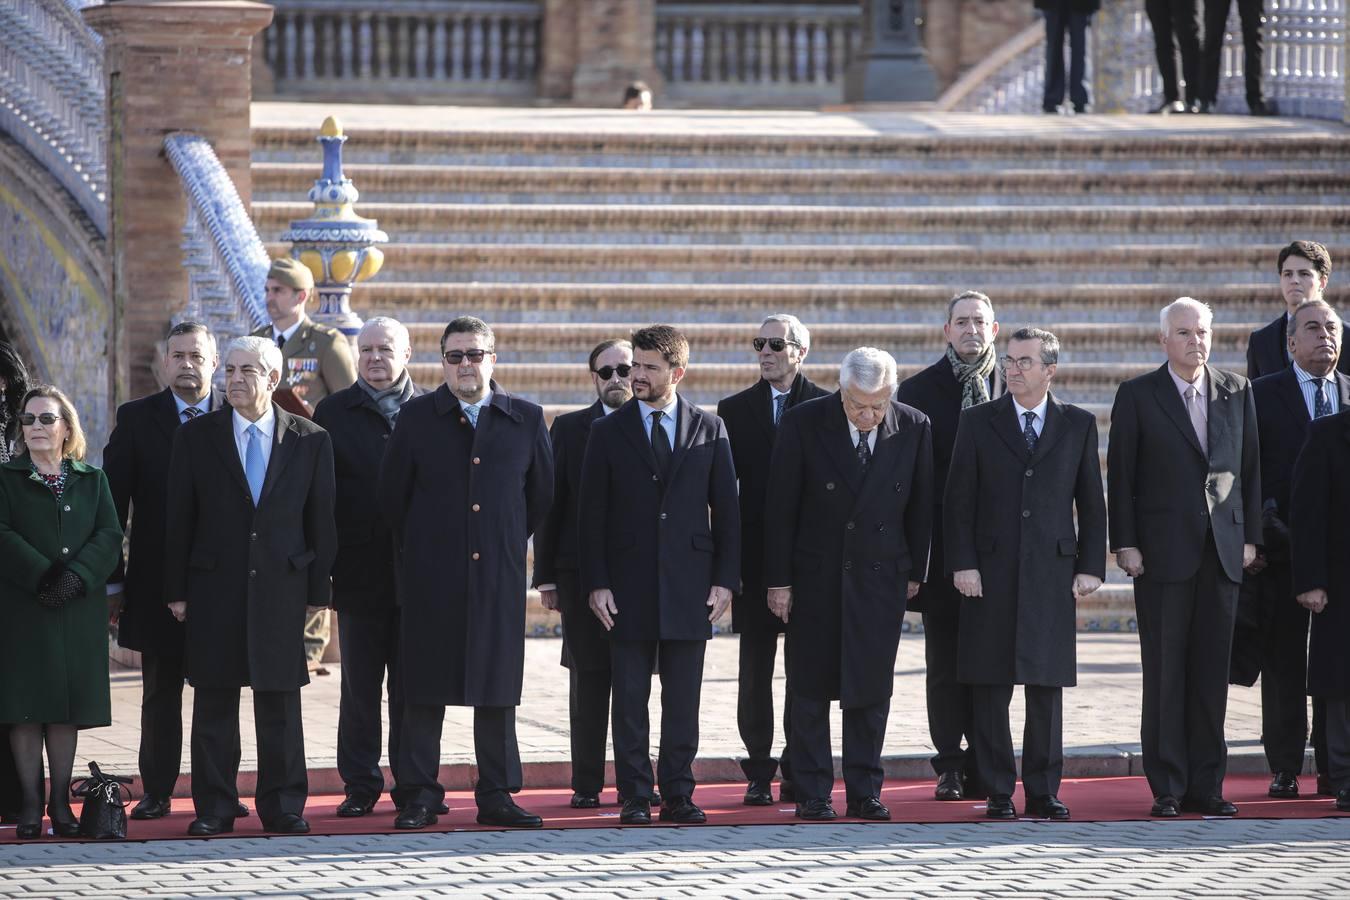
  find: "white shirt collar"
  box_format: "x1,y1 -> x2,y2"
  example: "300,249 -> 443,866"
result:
601,402 -> 620,416
233,405 -> 276,441
273,318 -> 304,344
464,390 -> 493,412
1293,361 -> 1331,386
1013,394 -> 1049,423
638,394 -> 679,418
769,384 -> 791,400
173,393 -> 210,417
846,421 -> 876,451
1168,364 -> 1207,398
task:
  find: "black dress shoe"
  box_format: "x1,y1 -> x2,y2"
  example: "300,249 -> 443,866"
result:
777,781 -> 795,802
985,795 -> 1017,820
795,798 -> 837,820
570,792 -> 600,809
1150,795 -> 1180,818
1268,772 -> 1299,799
743,780 -> 773,806
476,799 -> 543,829
50,816 -> 81,838
935,771 -> 963,801
1181,795 -> 1238,816
1194,100 -> 1213,114
659,795 -> 707,824
618,790 -> 662,807
15,821 -> 42,839
265,813 -> 311,834
1337,788 -> 1350,811
236,801 -> 250,818
394,804 -> 438,830
337,791 -> 378,818
1072,103 -> 1087,114
1026,795 -> 1070,820
1249,99 -> 1278,116
130,795 -> 171,820
396,799 -> 450,814
619,797 -> 651,825
1150,100 -> 1188,114
846,796 -> 891,821
187,816 -> 234,836
1318,774 -> 1334,797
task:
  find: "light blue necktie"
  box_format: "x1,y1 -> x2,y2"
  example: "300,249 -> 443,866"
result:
245,424 -> 266,505
464,403 -> 480,428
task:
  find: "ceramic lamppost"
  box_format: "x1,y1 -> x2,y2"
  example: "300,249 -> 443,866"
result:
845,0 -> 938,102
282,116 -> 388,339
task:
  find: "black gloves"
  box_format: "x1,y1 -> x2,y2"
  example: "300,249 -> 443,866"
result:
37,564 -> 86,610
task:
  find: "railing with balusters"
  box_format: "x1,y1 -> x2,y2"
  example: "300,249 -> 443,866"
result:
655,4 -> 862,106
0,0 -> 107,233
262,0 -> 542,100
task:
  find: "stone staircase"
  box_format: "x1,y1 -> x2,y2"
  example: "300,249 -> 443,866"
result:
250,117 -> 1350,632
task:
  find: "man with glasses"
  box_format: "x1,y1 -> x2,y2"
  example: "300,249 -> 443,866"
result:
379,316 -> 553,830
764,347 -> 933,821
944,328 -> 1106,820
896,290 -> 1002,802
717,314 -> 828,806
579,324 -> 740,825
533,338 -> 638,809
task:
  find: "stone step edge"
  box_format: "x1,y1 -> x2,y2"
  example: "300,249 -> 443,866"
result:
121,749 -> 1304,799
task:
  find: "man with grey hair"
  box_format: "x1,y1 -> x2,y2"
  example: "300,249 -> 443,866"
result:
717,313 -> 829,806
164,333 -> 337,836
896,290 -> 1002,802
313,316 -> 425,818
764,347 -> 933,821
945,327 -> 1106,820
1108,298 -> 1261,818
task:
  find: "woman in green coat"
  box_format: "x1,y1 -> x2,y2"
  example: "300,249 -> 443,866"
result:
0,385 -> 122,839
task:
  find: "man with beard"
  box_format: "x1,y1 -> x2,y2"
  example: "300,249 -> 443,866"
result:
104,322 -> 229,820
380,317 -> 553,830
896,290 -> 1002,801
313,317 -> 425,817
533,339 -> 637,808
579,325 -> 740,825
717,314 -> 828,805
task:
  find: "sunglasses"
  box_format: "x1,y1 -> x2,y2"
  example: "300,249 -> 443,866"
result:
753,337 -> 802,353
19,413 -> 62,426
443,349 -> 490,365
593,364 -> 632,380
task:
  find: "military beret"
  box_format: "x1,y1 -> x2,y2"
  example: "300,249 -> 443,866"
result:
267,256 -> 315,291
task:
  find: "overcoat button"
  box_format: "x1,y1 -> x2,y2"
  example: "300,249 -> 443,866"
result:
473,457 -> 481,465
872,563 -> 881,571
846,521 -> 855,530
472,552 -> 480,561
652,474 -> 660,481
826,482 -> 835,491
62,547 -> 69,555
894,483 -> 902,491
660,513 -> 668,520
249,569 -> 256,577
843,561 -> 852,571
460,417 -> 468,425
1025,469 -> 1034,477
63,505 -> 71,512
877,524 -> 885,532
1022,510 -> 1031,518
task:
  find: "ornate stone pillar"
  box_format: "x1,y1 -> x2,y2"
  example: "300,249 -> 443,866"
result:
1091,1 -> 1136,114
83,0 -> 274,403
846,0 -> 938,102
539,0 -> 661,105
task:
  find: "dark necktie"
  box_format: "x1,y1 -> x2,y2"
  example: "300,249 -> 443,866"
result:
1313,378 -> 1331,419
1023,410 -> 1038,452
650,410 -> 672,477
773,394 -> 787,426
856,430 -> 871,469
276,333 -> 286,351
181,406 -> 201,424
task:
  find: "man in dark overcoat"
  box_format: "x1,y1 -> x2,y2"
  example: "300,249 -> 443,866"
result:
895,289 -> 1001,801
1290,405 -> 1350,812
1247,242 -> 1342,380
764,347 -> 933,822
312,316 -> 424,818
716,313 -> 828,805
379,316 -> 553,830
1108,298 -> 1261,818
163,336 -> 337,837
945,327 -> 1106,821
1244,300 -> 1347,799
104,321 -> 225,820
532,337 -> 634,808
578,324 -> 740,826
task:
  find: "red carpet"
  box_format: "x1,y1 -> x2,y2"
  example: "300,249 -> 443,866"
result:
3,774 -> 1345,843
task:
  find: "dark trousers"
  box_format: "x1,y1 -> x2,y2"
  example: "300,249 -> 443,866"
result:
1146,0 -> 1203,104
922,594 -> 981,786
138,649 -> 186,800
737,630 -> 793,784
1201,0 -> 1264,105
399,704 -> 521,810
1326,697 -> 1350,792
1134,531 -> 1238,801
0,725 -> 35,818
611,638 -> 706,801
789,694 -> 889,803
568,666 -> 611,795
336,607 -> 404,801
191,687 -> 306,824
1042,9 -> 1091,111
971,683 -> 1064,800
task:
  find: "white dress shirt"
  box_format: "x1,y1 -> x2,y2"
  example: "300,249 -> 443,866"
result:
639,395 -> 679,447
272,319 -> 303,347
233,406 -> 276,472
847,421 -> 877,454
173,393 -> 211,422
1013,394 -> 1049,439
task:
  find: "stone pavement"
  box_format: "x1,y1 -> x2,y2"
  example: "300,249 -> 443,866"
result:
4,819 -> 1350,898
82,633 -> 1295,796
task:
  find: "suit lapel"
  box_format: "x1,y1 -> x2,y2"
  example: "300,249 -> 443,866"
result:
988,394 -> 1030,462
816,394 -> 864,495
618,400 -> 661,476
852,402 -> 899,511
1205,365 -> 1234,456
259,406 -> 300,505
1029,394 -> 1069,465
1275,368 -> 1312,426
1336,372 -> 1350,411
211,409 -> 251,497
152,389 -> 181,442
1151,365 -> 1205,458
751,379 -> 776,443
666,396 -> 701,484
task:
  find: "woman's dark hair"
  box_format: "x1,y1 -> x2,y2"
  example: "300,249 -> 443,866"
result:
0,341 -> 31,440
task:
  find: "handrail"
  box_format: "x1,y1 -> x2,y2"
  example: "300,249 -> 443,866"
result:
0,0 -> 107,233
935,24 -> 1044,112
163,133 -> 270,337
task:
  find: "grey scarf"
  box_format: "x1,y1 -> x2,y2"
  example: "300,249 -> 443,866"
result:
946,343 -> 996,409
359,370 -> 415,427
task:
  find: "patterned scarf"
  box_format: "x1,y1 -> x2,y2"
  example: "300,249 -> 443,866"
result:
359,370 -> 415,428
946,343 -> 996,410
0,408 -> 9,464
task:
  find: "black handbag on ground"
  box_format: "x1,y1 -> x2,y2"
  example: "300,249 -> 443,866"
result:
71,762 -> 133,839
